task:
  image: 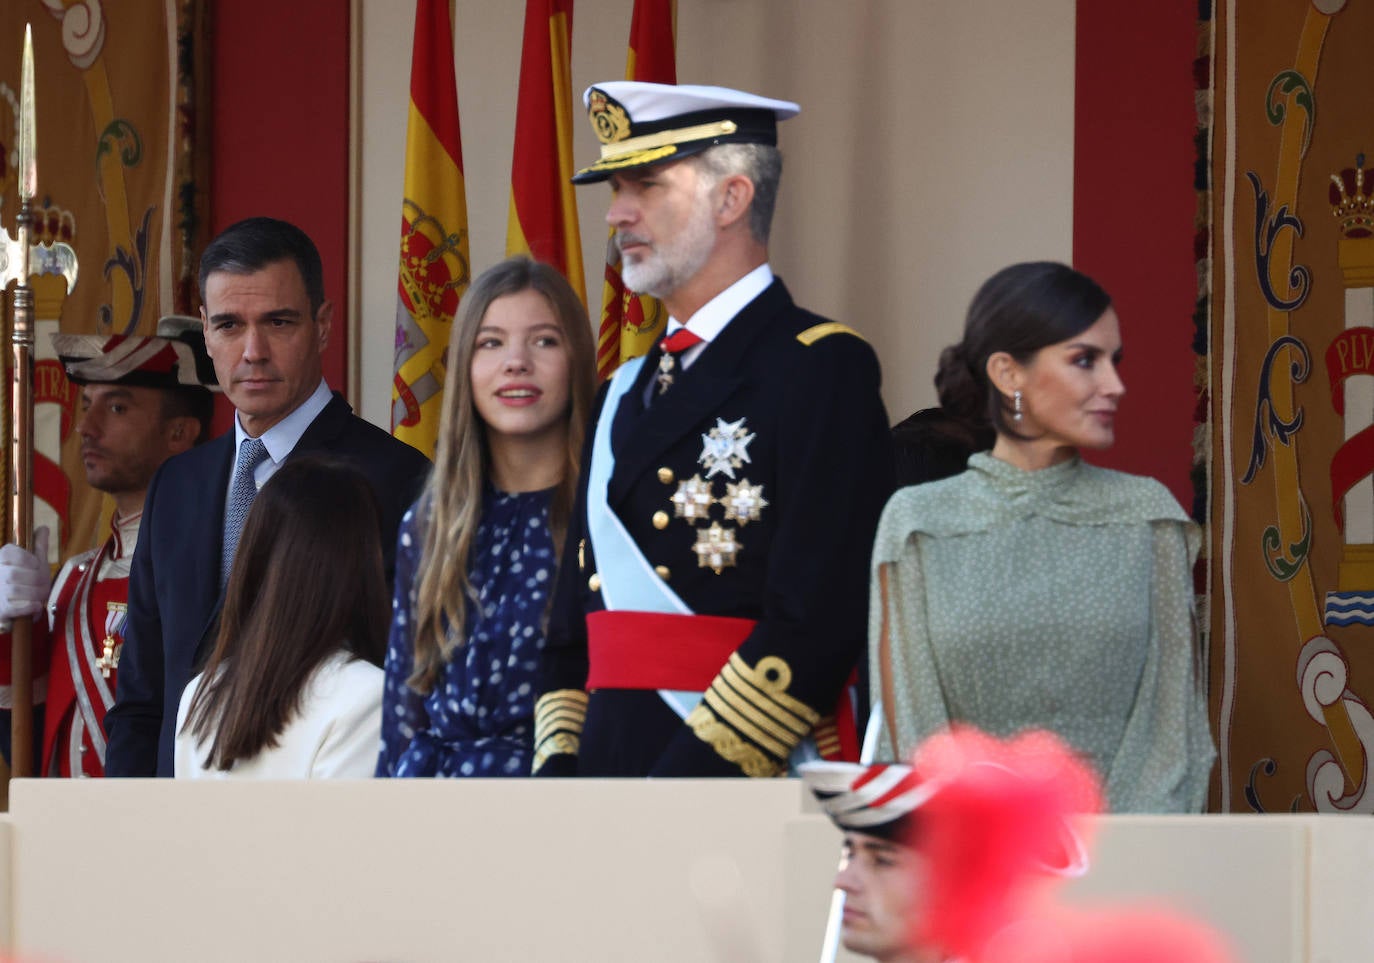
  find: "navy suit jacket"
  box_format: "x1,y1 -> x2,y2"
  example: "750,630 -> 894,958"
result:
104,393 -> 430,776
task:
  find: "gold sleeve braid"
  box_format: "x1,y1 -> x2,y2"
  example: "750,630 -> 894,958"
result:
532,689 -> 588,773
686,653 -> 821,777
812,715 -> 841,759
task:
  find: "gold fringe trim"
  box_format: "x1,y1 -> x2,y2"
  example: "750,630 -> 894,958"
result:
685,702 -> 783,778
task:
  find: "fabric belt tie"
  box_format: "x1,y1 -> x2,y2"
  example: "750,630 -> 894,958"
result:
586,610 -> 861,762
585,610 -> 754,691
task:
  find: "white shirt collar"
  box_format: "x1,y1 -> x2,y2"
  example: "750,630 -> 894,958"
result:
232,379 -> 333,466
664,263 -> 774,345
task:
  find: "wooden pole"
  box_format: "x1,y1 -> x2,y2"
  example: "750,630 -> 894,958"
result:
7,25 -> 38,780
8,232 -> 34,779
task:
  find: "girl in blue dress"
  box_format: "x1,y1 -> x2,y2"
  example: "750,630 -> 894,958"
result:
377,257 -> 596,777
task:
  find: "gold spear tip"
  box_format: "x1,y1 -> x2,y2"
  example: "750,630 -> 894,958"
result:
19,23 -> 37,202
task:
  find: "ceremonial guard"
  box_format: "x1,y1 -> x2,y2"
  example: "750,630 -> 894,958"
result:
802,732 -> 1228,963
0,319 -> 215,775
534,83 -> 893,777
802,760 -> 934,963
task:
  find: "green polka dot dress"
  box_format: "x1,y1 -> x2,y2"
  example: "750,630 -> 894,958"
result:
869,453 -> 1214,813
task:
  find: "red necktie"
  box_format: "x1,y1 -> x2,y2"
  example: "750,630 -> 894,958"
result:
660,328 -> 704,354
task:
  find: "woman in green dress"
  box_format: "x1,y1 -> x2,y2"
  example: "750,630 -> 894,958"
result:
869,261 -> 1214,812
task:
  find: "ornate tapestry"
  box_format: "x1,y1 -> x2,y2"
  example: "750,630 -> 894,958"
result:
1210,0 -> 1374,812
0,1 -> 210,562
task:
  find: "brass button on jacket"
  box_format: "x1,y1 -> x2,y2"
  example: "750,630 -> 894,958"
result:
652,510 -> 670,530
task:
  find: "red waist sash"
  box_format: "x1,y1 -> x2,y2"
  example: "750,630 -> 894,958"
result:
585,610 -> 756,691
584,610 -> 860,762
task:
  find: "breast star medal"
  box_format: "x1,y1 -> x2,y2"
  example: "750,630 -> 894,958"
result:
98,601 -> 128,678
693,522 -> 742,574
699,417 -> 755,479
671,474 -> 717,521
721,478 -> 768,525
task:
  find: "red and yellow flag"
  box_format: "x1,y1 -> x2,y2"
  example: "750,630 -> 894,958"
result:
392,0 -> 471,457
506,0 -> 585,302
596,0 -> 677,380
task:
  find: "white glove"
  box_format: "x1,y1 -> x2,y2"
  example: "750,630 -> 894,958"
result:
0,527 -> 51,628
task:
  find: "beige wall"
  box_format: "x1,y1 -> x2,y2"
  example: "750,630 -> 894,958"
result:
5,780 -> 1373,962
353,0 -> 1075,428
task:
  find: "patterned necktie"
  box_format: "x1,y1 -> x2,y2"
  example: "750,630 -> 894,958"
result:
655,328 -> 705,396
221,437 -> 269,587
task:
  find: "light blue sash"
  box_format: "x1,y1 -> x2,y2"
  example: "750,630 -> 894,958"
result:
586,357 -> 698,719
585,357 -> 823,768
587,356 -> 690,617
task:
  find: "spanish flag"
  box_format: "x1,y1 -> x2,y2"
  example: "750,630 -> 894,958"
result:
595,0 -> 677,380
392,0 -> 471,457
506,0 -> 585,302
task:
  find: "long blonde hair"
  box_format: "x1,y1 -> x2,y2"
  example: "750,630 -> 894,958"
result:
407,256 -> 596,693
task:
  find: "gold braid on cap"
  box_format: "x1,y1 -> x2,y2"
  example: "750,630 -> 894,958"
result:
598,120 -> 739,161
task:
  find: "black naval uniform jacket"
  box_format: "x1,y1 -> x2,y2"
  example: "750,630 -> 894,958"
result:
535,279 -> 894,777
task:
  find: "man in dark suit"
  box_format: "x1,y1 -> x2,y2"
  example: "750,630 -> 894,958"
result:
104,217 -> 430,776
533,83 -> 893,777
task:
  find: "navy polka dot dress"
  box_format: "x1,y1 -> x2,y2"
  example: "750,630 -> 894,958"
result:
376,486 -> 555,777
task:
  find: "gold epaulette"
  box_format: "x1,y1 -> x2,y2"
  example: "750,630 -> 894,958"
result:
686,653 -> 821,777
796,322 -> 865,346
532,689 -> 588,773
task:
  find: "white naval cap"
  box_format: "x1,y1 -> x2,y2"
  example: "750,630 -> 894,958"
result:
572,81 -> 800,184
799,761 -> 934,842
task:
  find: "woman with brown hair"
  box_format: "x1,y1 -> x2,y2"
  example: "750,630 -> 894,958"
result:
377,257 -> 596,777
175,455 -> 388,777
869,261 -> 1214,813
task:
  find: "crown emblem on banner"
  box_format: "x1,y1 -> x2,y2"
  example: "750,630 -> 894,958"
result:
32,201 -> 76,247
1330,154 -> 1372,239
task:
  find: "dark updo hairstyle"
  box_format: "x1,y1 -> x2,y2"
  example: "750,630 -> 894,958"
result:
935,261 -> 1112,438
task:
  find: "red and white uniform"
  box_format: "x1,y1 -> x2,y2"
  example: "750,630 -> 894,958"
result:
0,512 -> 139,777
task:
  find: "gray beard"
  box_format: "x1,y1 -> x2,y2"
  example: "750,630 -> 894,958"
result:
621,254 -> 675,298
618,196 -> 717,299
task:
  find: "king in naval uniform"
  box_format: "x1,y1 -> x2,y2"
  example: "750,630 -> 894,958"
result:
533,82 -> 894,777
0,318 -> 216,776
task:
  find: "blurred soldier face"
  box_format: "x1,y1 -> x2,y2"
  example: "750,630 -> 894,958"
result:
202,258 -> 331,437
77,384 -> 191,506
834,831 -> 932,963
606,158 -> 719,299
